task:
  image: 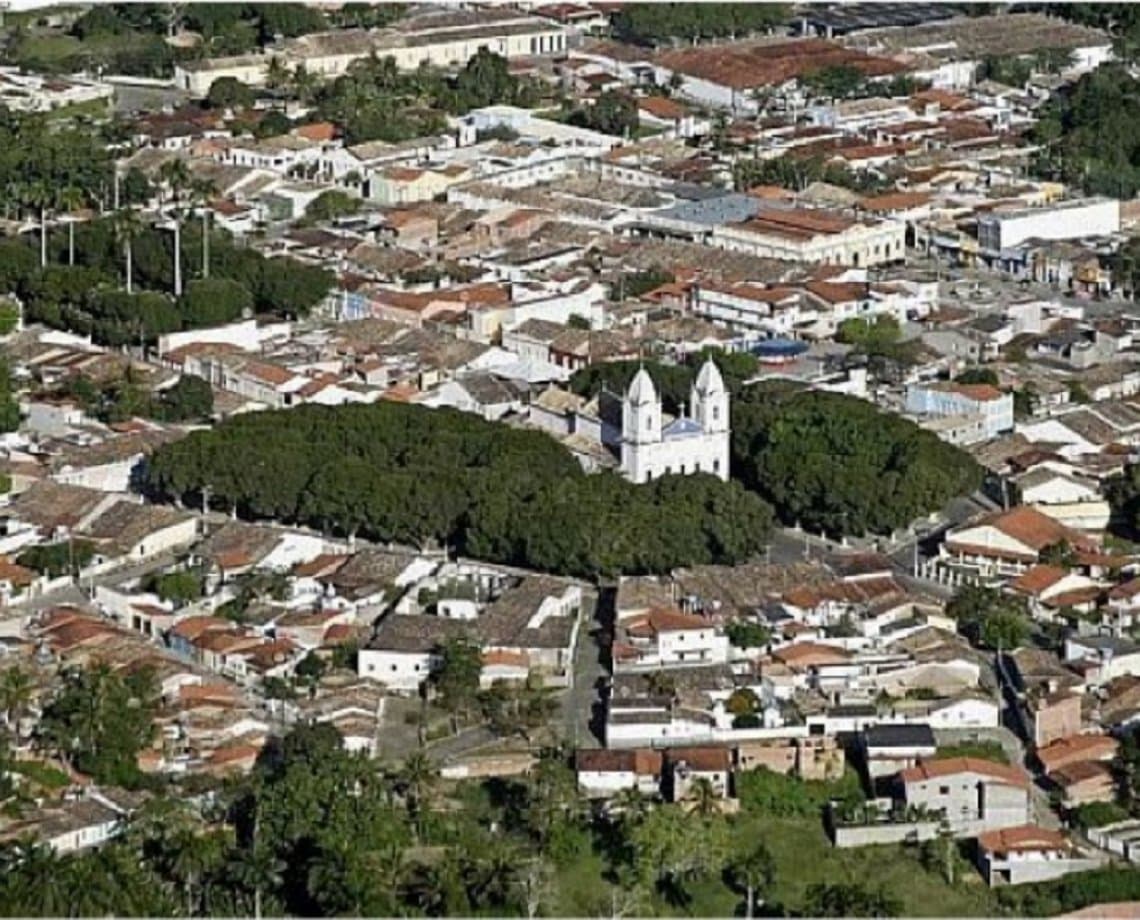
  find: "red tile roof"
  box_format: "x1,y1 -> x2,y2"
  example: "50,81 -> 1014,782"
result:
977,824 -> 1070,855
899,757 -> 1030,789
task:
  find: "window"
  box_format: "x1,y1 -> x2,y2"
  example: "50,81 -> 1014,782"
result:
939,785 -> 950,795
646,416 -> 652,430
390,665 -> 397,672
713,459 -> 720,473
713,407 -> 719,420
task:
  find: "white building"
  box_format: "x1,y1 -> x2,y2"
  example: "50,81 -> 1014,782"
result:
620,360 -> 730,484
977,198 -> 1120,254
905,381 -> 1014,443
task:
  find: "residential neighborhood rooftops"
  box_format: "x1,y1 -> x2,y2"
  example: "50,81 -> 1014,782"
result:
899,757 -> 1031,789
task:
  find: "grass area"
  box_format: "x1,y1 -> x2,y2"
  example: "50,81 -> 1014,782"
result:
44,96 -> 112,122
739,816 -> 997,917
9,759 -> 71,790
936,741 -> 1010,765
547,814 -> 999,918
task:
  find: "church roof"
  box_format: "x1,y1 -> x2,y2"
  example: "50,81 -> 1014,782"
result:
627,367 -> 657,405
663,417 -> 704,439
694,358 -> 726,396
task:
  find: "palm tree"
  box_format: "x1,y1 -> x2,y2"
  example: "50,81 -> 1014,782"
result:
398,750 -> 437,840
687,776 -> 719,817
228,845 -> 283,920
24,181 -> 52,269
4,840 -> 69,916
112,207 -> 142,294
265,56 -> 290,95
158,158 -> 191,296
729,841 -> 775,919
56,185 -> 85,267
290,64 -> 320,104
0,666 -> 35,744
170,829 -> 220,916
189,177 -> 217,279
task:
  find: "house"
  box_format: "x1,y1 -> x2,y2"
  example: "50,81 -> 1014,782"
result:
904,382 -> 1013,443
663,746 -> 733,805
861,723 -> 937,780
78,501 -> 200,569
575,748 -> 663,798
368,165 -> 470,206
977,825 -> 1104,886
1035,733 -> 1119,775
736,736 -> 846,781
612,606 -> 729,672
0,789 -> 136,854
898,757 -> 1032,835
1013,467 -> 1111,532
1047,759 -> 1117,808
1064,636 -> 1140,684
940,506 -> 1093,578
1008,565 -> 1103,619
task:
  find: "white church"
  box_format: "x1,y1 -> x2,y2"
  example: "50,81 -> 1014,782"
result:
527,358 -> 731,483
620,359 -> 730,484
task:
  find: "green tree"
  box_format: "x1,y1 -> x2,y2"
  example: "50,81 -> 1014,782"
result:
180,277 -> 252,328
207,76 -> 256,110
433,635 -> 482,729
37,663 -> 158,785
805,881 -> 902,917
157,374 -> 214,422
729,840 -> 775,919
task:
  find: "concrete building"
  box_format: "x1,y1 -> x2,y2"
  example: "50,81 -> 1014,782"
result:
977,199 -> 1120,254
905,382 -> 1013,442
176,9 -> 574,96
977,825 -> 1104,886
898,757 -> 1032,835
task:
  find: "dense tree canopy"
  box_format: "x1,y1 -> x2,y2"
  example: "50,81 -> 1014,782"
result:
144,400 -> 773,578
0,217 -> 332,344
732,384 -> 983,537
612,3 -> 790,46
1032,64 -> 1140,198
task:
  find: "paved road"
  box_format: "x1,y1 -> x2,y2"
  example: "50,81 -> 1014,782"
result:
562,586 -> 607,749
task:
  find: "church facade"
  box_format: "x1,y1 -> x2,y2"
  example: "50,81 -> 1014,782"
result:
619,359 -> 730,484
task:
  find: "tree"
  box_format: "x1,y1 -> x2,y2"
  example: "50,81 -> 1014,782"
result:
733,384 -> 982,538
803,64 -> 868,100
396,751 -> 437,840
836,314 -> 902,352
805,881 -> 902,917
157,374 -> 214,422
158,158 -> 191,297
574,90 -> 638,137
56,186 -> 85,268
37,663 -> 158,785
729,841 -> 775,919
0,666 -> 35,744
112,206 -> 142,294
180,277 -> 251,328
955,367 -> 999,386
294,651 -> 327,688
946,584 -> 1030,651
433,635 -> 482,730
207,76 -> 256,110
25,180 -> 53,269
151,569 -> 203,606
303,189 -> 362,224
228,845 -> 284,920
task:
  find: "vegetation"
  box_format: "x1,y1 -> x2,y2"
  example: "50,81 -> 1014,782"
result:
37,663 -> 158,787
836,315 -> 902,353
612,3 -> 790,46
1032,64 -> 1140,198
1105,464 -> 1140,536
314,49 -> 540,145
733,154 -> 892,196
143,400 -> 774,578
733,384 -> 983,537
1070,800 -> 1129,831
58,371 -> 214,425
568,90 -> 639,138
0,215 -> 332,345
946,584 -> 1031,650
17,540 -> 96,578
608,266 -> 675,302
954,367 -> 1000,387
936,740 -> 1010,765
736,767 -> 864,818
